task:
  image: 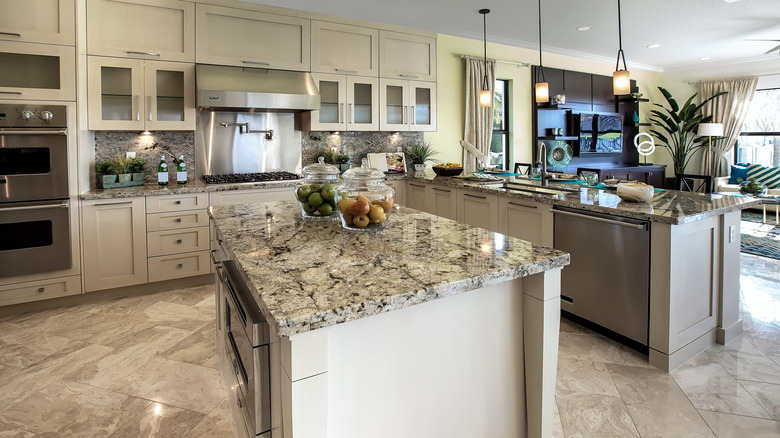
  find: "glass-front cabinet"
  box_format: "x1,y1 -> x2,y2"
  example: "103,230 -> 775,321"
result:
87,56 -> 194,130
379,79 -> 436,132
0,41 -> 75,101
305,73 -> 379,131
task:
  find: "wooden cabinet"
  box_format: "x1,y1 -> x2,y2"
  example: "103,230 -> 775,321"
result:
304,73 -> 379,131
0,0 -> 75,46
0,275 -> 81,307
0,41 -> 76,101
405,181 -> 429,213
87,56 -> 195,130
498,197 -> 553,247
456,189 -> 499,232
379,31 -> 436,82
208,187 -> 293,206
563,70 -> 592,104
385,179 -> 406,206
428,185 -> 457,220
82,197 -> 148,292
195,4 -> 310,71
600,165 -> 666,187
87,0 -> 194,62
380,79 -> 437,131
311,21 -> 378,77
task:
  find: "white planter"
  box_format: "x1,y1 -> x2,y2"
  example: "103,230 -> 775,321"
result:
414,164 -> 426,171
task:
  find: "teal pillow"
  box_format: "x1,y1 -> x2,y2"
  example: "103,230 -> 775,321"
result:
729,164 -> 748,184
746,163 -> 780,189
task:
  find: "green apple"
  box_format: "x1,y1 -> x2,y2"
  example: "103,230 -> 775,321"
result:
302,202 -> 317,214
296,185 -> 312,202
309,183 -> 322,193
308,192 -> 324,208
317,202 -> 333,215
321,187 -> 336,202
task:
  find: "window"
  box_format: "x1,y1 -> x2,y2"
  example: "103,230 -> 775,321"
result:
491,79 -> 509,170
735,88 -> 780,167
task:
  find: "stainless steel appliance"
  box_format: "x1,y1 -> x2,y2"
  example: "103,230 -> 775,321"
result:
203,171 -> 301,185
553,206 -> 650,347
0,103 -> 71,278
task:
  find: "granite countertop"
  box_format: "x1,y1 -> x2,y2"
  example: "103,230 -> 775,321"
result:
80,179 -> 299,200
209,200 -> 570,337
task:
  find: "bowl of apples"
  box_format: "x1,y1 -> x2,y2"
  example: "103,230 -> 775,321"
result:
335,158 -> 395,231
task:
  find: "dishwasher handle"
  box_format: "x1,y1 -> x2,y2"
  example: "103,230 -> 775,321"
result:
552,208 -> 647,230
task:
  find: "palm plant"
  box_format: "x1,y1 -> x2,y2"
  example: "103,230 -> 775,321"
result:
649,87 -> 727,175
404,141 -> 439,165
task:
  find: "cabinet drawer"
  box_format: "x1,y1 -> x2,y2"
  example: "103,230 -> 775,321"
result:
147,227 -> 209,256
147,209 -> 209,231
208,188 -> 292,206
148,251 -> 210,282
0,275 -> 81,307
146,193 -> 208,213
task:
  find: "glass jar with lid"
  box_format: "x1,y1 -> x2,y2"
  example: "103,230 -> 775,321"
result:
335,158 -> 395,230
294,157 -> 341,218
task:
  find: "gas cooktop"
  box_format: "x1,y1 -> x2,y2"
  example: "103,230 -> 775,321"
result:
203,171 -> 302,184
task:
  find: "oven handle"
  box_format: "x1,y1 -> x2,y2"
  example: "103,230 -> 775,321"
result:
0,200 -> 69,211
0,130 -> 67,135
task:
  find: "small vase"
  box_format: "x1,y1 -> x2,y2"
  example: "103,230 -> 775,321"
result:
414,164 -> 426,171
117,173 -> 132,183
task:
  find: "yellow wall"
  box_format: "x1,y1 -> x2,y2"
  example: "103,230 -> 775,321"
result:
425,33 -> 666,168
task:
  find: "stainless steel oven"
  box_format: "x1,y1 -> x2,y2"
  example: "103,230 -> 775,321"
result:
0,103 -> 71,278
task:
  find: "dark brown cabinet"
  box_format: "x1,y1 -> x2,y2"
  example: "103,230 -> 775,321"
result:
602,165 -> 666,187
563,70 -> 592,104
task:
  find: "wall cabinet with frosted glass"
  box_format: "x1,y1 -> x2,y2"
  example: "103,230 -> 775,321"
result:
0,41 -> 75,101
379,79 -> 437,131
303,73 -> 379,131
87,56 -> 194,130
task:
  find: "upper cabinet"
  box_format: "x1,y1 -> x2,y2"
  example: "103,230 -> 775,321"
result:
380,79 -> 436,132
0,0 -> 75,46
87,56 -> 195,130
196,4 -> 310,71
0,41 -> 76,101
379,31 -> 436,82
87,0 -> 195,62
311,21 -> 378,77
304,73 -> 379,131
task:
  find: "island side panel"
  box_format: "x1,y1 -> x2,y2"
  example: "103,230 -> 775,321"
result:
717,210 -> 743,344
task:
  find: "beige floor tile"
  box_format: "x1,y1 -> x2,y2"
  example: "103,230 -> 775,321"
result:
102,325 -> 192,359
110,357 -> 227,414
0,331 -> 86,368
63,351 -> 153,390
552,399 -> 565,438
556,393 -> 639,438
0,380 -> 149,438
159,324 -> 217,367
201,354 -> 221,370
136,301 -> 214,331
559,317 -> 592,335
739,380 -> 780,420
558,331 -> 651,368
187,397 -> 238,438
556,356 -> 620,398
106,402 -> 205,438
0,420 -> 36,438
699,410 -> 780,437
699,338 -> 780,385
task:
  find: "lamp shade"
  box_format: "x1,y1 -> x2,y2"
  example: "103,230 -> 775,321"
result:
535,82 -> 549,103
613,70 -> 631,95
698,123 -> 723,137
479,89 -> 491,107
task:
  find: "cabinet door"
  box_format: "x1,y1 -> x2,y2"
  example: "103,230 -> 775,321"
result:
646,168 -> 665,188
87,56 -> 145,130
603,169 -> 630,181
87,0 -> 194,62
498,197 -> 553,247
347,76 -> 379,131
0,0 -> 75,45
379,31 -> 436,81
0,41 -> 76,101
628,170 -> 649,184
208,188 -> 293,206
307,73 -> 347,131
385,180 -> 405,206
196,4 -> 310,71
428,185 -> 457,220
563,70 -> 592,104
380,78 -> 410,131
457,189 -> 499,232
410,81 -> 437,131
144,60 -> 195,131
311,21 -> 378,77
82,198 -> 147,292
406,182 -> 429,213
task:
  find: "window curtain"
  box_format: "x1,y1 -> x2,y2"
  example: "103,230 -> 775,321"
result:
698,77 -> 759,176
463,57 -> 496,173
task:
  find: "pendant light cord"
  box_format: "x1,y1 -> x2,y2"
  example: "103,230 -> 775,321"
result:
615,0 -> 627,71
538,0 -> 545,82
480,9 -> 490,91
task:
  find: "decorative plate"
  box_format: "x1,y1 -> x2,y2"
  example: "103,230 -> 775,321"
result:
547,141 -> 573,168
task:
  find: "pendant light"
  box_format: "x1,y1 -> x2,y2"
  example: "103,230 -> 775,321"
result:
479,9 -> 492,107
535,0 -> 549,103
613,0 -> 631,95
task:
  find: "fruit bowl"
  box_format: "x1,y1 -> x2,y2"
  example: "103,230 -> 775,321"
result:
336,195 -> 394,231
432,166 -> 464,176
295,183 -> 339,218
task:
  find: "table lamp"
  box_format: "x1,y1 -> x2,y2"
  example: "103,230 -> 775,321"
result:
698,122 -> 723,176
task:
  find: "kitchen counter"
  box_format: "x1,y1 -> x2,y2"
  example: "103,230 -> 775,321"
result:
79,179 -> 299,200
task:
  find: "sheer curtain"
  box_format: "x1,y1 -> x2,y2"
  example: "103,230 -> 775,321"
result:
699,77 -> 759,176
463,57 -> 496,173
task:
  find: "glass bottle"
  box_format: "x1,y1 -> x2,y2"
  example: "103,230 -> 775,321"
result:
176,155 -> 187,184
294,157 -> 341,218
335,158 -> 395,231
157,155 -> 168,186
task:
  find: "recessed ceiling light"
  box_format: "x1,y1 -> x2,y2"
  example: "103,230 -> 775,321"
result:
647,43 -> 660,49
576,26 -> 591,31
699,57 -> 711,61
722,0 -> 740,3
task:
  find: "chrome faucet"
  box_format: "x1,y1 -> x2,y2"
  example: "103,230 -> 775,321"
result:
536,142 -> 550,186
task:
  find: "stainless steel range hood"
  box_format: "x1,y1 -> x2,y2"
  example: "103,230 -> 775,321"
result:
196,64 -> 320,111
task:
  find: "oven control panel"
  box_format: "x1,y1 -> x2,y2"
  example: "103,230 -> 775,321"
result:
0,104 -> 67,128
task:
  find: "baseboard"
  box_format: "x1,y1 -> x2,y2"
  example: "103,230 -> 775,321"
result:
716,319 -> 743,345
649,328 -> 717,372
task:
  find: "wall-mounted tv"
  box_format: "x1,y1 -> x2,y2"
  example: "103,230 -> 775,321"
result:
578,112 -> 623,154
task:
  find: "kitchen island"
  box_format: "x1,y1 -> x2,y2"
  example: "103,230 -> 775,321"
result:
210,200 -> 570,438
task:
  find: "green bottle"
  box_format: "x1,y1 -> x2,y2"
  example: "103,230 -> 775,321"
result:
157,155 -> 168,185
176,155 -> 187,184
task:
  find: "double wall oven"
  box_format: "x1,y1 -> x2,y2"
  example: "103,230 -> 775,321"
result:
0,103 -> 72,278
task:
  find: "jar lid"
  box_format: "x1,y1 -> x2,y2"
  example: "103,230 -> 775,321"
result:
302,157 -> 340,177
341,158 -> 385,181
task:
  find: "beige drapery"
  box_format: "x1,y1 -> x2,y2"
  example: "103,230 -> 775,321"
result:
463,57 -> 496,173
698,77 -> 759,176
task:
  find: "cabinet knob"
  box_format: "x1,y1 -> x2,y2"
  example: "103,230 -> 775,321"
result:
177,263 -> 183,268
175,200 -> 181,205
176,239 -> 182,244
37,287 -> 45,293
175,218 -> 182,222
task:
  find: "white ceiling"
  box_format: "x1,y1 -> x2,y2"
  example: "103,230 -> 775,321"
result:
244,0 -> 780,76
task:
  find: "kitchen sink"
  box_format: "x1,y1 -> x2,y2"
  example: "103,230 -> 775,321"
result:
481,181 -> 581,196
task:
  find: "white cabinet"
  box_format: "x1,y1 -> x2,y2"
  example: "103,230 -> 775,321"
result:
311,21 -> 378,77
457,189 -> 499,232
208,187 -> 293,206
428,185 -> 457,220
498,197 -> 553,247
304,73 -> 379,131
379,31 -> 436,82
0,275 -> 81,307
0,41 -> 76,101
87,56 -> 195,130
0,0 -> 75,46
196,4 -> 310,71
380,79 -> 437,131
385,179 -> 405,207
82,197 -> 148,292
406,181 -> 430,213
87,0 -> 194,62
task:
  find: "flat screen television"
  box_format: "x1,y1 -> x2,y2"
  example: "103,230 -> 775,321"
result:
578,112 -> 623,154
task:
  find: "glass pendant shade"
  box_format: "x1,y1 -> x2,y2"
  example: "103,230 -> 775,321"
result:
535,82 -> 549,103
479,89 -> 491,107
613,69 -> 631,95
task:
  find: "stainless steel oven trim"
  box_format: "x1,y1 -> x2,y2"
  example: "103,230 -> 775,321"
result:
0,129 -> 67,135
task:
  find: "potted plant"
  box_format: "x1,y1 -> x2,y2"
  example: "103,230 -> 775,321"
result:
737,177 -> 767,196
404,141 -> 439,171
318,148 -> 352,172
95,156 -> 146,188
649,87 -> 727,178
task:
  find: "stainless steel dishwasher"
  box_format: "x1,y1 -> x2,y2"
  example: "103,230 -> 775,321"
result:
553,206 -> 650,346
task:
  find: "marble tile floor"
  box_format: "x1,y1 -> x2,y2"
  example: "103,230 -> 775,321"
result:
0,253 -> 778,437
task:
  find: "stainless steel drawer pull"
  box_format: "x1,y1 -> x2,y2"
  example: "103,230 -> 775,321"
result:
400,74 -> 419,78
177,263 -> 183,268
552,208 -> 647,230
175,200 -> 181,205
0,91 -> 23,95
242,60 -> 270,66
176,239 -> 182,244
335,68 -> 357,73
0,32 -> 22,37
508,202 -> 537,209
175,218 -> 182,222
432,187 -> 451,192
409,183 -> 425,188
127,51 -> 160,57
0,129 -> 66,135
37,287 -> 45,293
464,193 -> 487,200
